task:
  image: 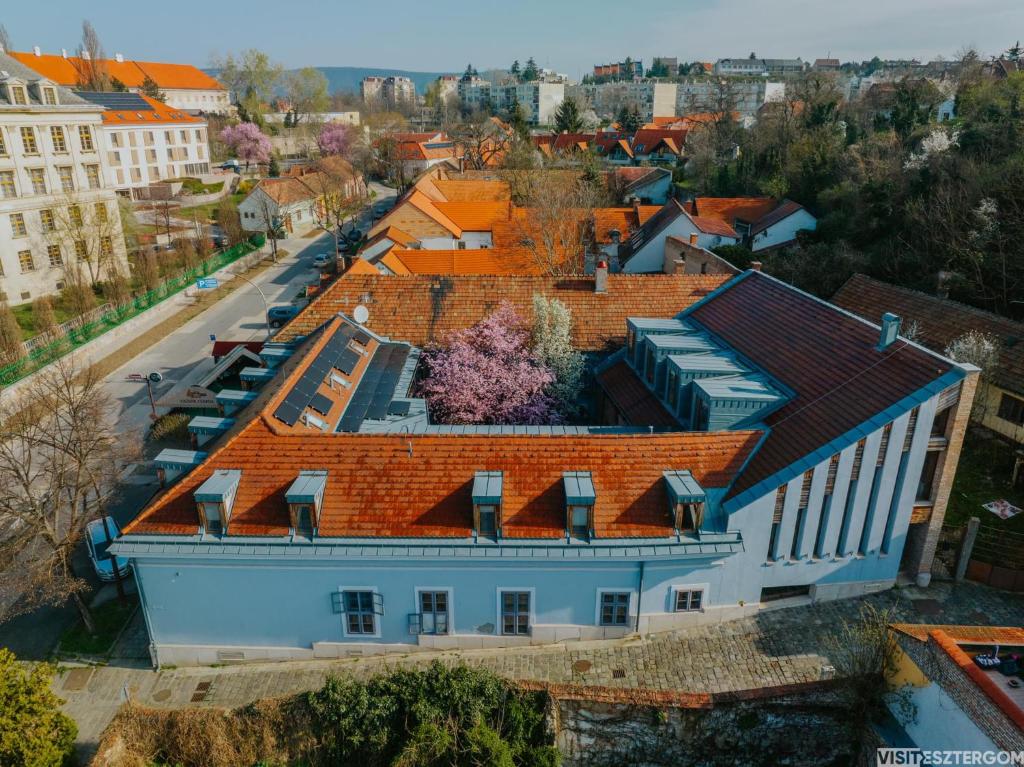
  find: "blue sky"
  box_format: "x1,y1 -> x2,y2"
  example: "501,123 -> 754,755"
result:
3,0 -> 1021,77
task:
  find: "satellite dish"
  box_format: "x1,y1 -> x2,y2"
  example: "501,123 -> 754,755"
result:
148,371 -> 163,383
353,305 -> 369,324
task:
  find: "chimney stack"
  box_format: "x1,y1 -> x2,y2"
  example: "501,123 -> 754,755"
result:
689,233 -> 698,246
114,53 -> 124,63
33,46 -> 41,57
61,48 -> 68,59
878,312 -> 901,350
750,261 -> 762,271
595,260 -> 608,294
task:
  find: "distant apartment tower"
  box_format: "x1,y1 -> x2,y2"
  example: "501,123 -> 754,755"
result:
458,81 -> 565,125
361,76 -> 416,107
676,78 -> 785,117
568,81 -> 677,122
593,60 -> 644,79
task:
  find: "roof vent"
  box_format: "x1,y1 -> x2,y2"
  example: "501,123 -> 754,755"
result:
608,229 -> 621,244
33,46 -> 41,57
878,312 -> 901,351
595,260 -> 608,294
115,53 -> 124,63
61,49 -> 68,59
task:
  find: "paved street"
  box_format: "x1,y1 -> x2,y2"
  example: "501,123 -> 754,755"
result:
55,581 -> 1024,759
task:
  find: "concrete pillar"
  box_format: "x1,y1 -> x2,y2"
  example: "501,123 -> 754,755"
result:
954,516 -> 980,582
913,369 -> 980,587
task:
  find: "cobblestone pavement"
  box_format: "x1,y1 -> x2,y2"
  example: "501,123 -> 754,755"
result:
57,581 -> 1024,760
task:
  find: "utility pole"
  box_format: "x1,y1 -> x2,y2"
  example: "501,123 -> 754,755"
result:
231,273 -> 272,339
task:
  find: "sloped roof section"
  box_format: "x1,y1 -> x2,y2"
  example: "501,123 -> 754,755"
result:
9,50 -> 224,91
833,273 -> 1024,396
688,271 -> 959,501
278,273 -> 730,350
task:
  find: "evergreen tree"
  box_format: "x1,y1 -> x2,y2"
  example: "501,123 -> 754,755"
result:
523,58 -> 540,82
461,63 -> 478,82
554,97 -> 583,133
268,153 -> 281,178
508,101 -> 529,138
617,104 -> 643,133
510,60 -> 521,79
140,75 -> 166,102
1007,41 -> 1023,62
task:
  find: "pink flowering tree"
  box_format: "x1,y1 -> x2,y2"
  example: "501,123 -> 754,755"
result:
317,122 -> 352,157
416,303 -> 561,425
219,123 -> 272,170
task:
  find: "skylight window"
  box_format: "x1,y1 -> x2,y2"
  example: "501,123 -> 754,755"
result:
303,413 -> 327,430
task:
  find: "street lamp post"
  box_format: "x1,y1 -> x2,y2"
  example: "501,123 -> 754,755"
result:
231,273 -> 272,340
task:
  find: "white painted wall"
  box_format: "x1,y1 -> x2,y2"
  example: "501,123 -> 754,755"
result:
751,209 -> 817,251
624,218 -> 738,273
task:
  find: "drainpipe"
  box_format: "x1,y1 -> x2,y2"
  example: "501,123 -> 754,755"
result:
634,560 -> 646,634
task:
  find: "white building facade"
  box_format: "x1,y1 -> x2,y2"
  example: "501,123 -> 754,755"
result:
458,81 -> 565,125
0,54 -> 128,305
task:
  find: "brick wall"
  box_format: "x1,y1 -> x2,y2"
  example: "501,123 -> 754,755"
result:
663,236 -> 739,276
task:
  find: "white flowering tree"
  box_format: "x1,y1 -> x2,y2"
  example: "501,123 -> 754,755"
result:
904,128 -> 960,170
531,295 -> 584,417
945,330 -> 1000,420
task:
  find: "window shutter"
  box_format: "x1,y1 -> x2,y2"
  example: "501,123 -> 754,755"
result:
331,591 -> 345,614
877,424 -> 892,466
798,470 -> 813,508
372,593 -> 385,616
937,384 -> 960,412
825,454 -> 840,494
773,486 -> 786,523
902,408 -> 919,452
849,441 -> 866,481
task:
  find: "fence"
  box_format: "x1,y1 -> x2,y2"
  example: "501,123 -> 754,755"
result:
0,235 -> 265,388
960,524 -> 1024,592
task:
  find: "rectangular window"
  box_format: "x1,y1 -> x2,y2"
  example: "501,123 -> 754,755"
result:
78,125 -> 95,152
12,86 -> 27,105
69,205 -> 83,227
674,588 -> 703,612
29,168 -> 47,195
165,130 -> 174,144
181,130 -> 189,143
667,369 -> 679,409
768,485 -> 786,561
100,236 -> 113,257
9,213 -> 26,237
50,126 -> 67,153
94,202 -> 108,223
18,250 -> 35,272
916,451 -> 941,502
0,171 -> 15,198
111,132 -> 122,148
500,591 -> 531,635
342,590 -> 379,635
645,347 -> 655,384
43,87 -> 57,105
46,244 -> 62,267
478,504 -> 497,536
0,131 -> 7,156
39,209 -> 56,233
58,166 -> 74,192
74,240 -> 87,260
599,592 -> 630,626
84,165 -> 101,189
418,590 -> 449,635
20,127 -> 38,154
997,394 -> 1024,426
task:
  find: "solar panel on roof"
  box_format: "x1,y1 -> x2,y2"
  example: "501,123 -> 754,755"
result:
387,400 -> 411,417
335,348 -> 360,376
309,393 -> 333,416
354,330 -> 371,346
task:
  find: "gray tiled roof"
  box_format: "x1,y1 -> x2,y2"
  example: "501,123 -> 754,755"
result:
0,52 -> 93,108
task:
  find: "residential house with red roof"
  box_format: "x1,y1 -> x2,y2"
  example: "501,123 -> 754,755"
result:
687,197 -> 817,252
9,48 -> 230,114
618,199 -> 742,273
112,267 -> 976,665
77,92 -> 210,195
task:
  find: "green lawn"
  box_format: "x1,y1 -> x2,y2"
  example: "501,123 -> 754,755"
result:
178,191 -> 246,223
57,597 -> 138,656
11,297 -> 80,339
169,177 -> 225,195
946,428 -> 1024,534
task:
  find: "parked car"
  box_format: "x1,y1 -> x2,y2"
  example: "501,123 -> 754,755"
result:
312,253 -> 333,268
85,517 -> 131,582
267,304 -> 301,328
219,159 -> 241,172
211,234 -> 228,248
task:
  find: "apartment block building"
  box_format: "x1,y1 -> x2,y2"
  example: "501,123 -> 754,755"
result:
9,47 -> 230,114
714,55 -> 806,77
458,81 -> 565,125
361,76 -> 416,106
0,53 -> 128,305
593,60 -> 644,79
676,78 -> 785,117
78,92 -> 210,196
568,81 -> 677,121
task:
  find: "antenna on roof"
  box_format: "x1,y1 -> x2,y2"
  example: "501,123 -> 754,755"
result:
353,305 -> 369,324
407,440 -> 414,458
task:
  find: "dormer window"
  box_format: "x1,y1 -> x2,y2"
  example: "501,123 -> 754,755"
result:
43,87 -> 57,105
194,469 -> 242,536
10,86 -> 27,106
563,471 -> 596,540
286,470 -> 327,537
472,471 -> 502,539
664,470 -> 706,534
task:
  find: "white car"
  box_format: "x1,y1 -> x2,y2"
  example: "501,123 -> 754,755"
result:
85,516 -> 131,582
312,253 -> 332,268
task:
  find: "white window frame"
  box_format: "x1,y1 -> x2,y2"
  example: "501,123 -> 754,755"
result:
337,586 -> 382,639
670,583 -> 709,613
496,587 -> 535,637
595,588 -> 636,627
413,586 -> 454,636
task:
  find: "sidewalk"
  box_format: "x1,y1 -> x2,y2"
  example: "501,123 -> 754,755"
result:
57,580 -> 1024,761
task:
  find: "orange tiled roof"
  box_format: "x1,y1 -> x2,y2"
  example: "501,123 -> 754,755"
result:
98,93 -> 201,125
690,214 -> 739,238
278,273 -> 729,350
636,205 -> 663,225
345,258 -> 379,275
388,248 -> 541,276
379,248 -> 413,276
9,51 -> 224,91
254,177 -> 318,207
593,207 -> 641,245
433,201 -> 511,231
691,197 -> 780,226
432,179 -> 511,202
892,624 -> 1024,644
597,360 -> 678,427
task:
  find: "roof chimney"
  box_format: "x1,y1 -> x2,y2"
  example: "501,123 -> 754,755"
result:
878,312 -> 901,350
114,53 -> 124,63
33,46 -> 42,57
689,233 -> 698,246
61,48 -> 68,59
750,261 -> 762,271
595,260 -> 608,294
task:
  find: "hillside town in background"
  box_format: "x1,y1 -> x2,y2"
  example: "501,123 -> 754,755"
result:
0,16 -> 1023,766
